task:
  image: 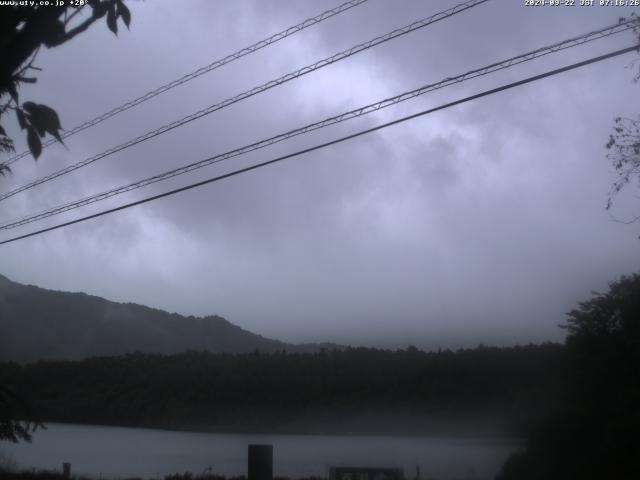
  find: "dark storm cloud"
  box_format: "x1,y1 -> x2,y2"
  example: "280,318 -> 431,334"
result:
1,0 -> 639,348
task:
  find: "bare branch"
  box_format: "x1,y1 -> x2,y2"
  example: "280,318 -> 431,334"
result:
607,210 -> 640,225
63,5 -> 86,27
49,1 -> 117,47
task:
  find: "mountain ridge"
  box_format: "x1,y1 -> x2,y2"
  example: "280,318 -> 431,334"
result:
0,274 -> 341,362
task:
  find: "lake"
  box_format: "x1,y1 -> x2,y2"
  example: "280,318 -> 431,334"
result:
0,423 -> 520,479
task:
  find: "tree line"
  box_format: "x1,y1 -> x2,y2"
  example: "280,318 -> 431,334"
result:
0,343 -> 566,435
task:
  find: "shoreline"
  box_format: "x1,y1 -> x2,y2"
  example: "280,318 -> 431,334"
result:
32,415 -> 522,440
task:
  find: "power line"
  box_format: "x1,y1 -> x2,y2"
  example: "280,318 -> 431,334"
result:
2,19 -> 633,229
0,0 -> 490,203
1,19 -> 635,232
2,0 -> 370,167
1,44 -> 636,247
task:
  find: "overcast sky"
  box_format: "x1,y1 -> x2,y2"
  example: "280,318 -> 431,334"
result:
1,0 -> 639,349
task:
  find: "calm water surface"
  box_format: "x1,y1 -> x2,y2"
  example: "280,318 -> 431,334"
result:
1,423 -> 520,479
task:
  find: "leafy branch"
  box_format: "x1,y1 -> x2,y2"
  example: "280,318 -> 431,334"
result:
0,0 -> 131,171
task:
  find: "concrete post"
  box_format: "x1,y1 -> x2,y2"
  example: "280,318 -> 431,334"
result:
248,444 -> 273,480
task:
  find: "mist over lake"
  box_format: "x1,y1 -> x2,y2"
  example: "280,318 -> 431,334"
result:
1,423 -> 520,479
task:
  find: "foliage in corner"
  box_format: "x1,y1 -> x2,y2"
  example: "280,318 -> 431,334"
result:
0,0 -> 131,171
0,385 -> 44,443
0,0 -> 131,445
605,14 -> 640,218
606,116 -> 640,212
497,273 -> 640,480
564,273 -> 640,340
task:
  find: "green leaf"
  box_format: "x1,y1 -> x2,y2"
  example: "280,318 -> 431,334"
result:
50,128 -> 64,145
89,0 -> 108,18
27,126 -> 42,159
22,102 -> 64,143
117,0 -> 131,29
23,102 -> 46,136
0,135 -> 14,154
107,4 -> 118,35
16,109 -> 27,130
22,101 -> 37,114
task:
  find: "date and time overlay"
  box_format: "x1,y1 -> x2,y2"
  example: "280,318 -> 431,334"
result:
0,0 -> 639,8
525,0 -> 639,6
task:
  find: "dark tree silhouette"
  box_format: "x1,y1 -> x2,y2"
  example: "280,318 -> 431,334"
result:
0,0 -> 131,443
497,273 -> 640,480
0,386 -> 42,443
0,0 -> 131,175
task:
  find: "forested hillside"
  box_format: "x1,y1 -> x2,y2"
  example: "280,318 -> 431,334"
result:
0,274 -> 330,362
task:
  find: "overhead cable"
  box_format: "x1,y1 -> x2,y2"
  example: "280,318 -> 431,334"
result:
2,0 -> 370,166
0,0 -> 490,202
1,19 -> 635,231
1,44 -> 637,246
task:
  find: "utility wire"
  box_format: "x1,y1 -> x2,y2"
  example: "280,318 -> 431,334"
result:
0,0 -> 489,202
2,0 -> 370,167
1,44 -> 637,247
1,20 -> 635,231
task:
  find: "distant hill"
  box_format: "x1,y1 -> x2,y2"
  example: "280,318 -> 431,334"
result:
0,274 -> 338,362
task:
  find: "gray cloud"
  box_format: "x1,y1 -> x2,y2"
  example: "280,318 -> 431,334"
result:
1,0 -> 639,349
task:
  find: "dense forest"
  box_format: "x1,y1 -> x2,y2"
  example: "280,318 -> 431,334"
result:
0,344 -> 565,435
